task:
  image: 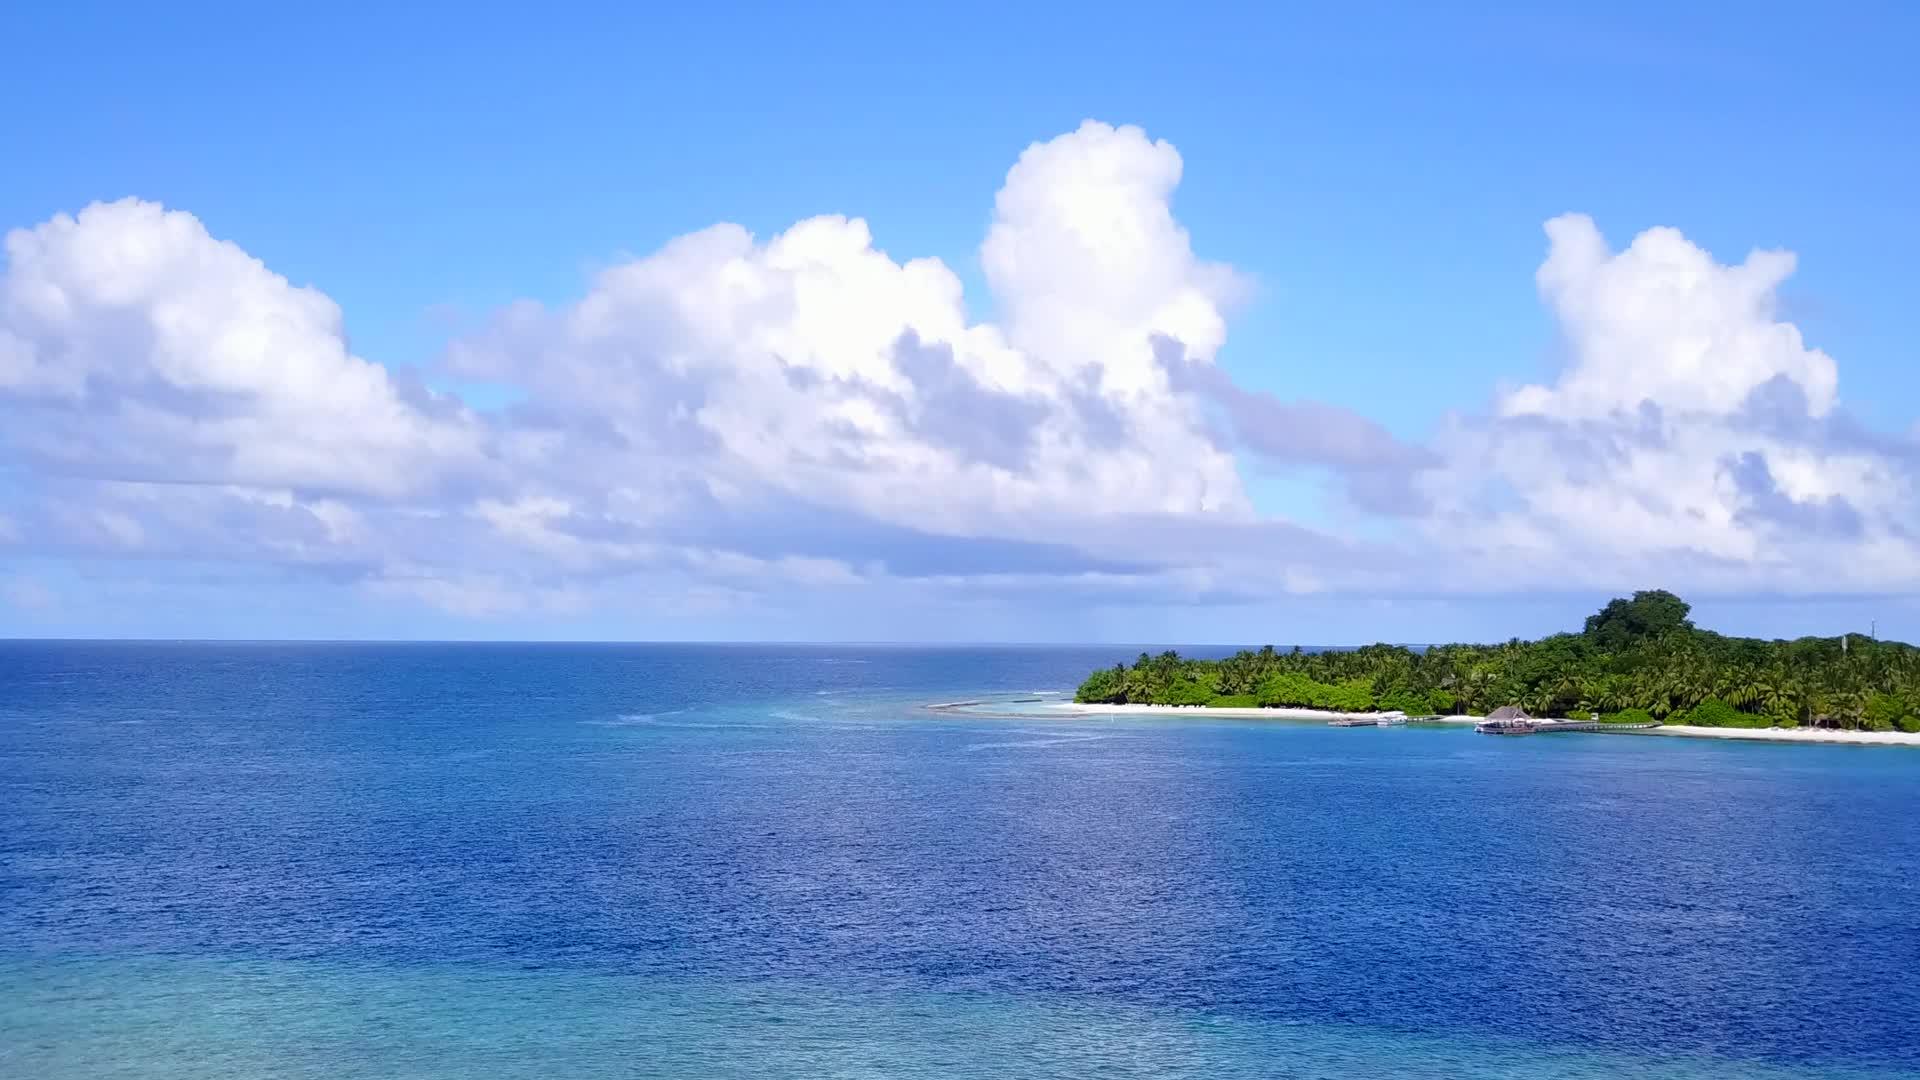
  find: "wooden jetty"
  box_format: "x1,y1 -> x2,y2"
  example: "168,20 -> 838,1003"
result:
1475,718 -> 1663,735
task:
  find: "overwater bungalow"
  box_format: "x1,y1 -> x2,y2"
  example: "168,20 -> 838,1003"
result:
1476,705 -> 1537,735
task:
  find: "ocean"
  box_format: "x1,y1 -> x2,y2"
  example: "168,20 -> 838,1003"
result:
3,641 -> 1917,1078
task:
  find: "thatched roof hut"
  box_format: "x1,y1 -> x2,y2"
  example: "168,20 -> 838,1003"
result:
1487,705 -> 1532,721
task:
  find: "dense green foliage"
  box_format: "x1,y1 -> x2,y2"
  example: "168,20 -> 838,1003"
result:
1674,698 -> 1766,728
1074,591 -> 1920,730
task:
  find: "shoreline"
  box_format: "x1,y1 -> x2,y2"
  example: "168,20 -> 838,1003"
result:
1640,724 -> 1920,747
1038,701 -> 1459,723
978,700 -> 1920,747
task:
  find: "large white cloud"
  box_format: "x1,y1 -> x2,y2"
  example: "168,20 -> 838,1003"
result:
0,199 -> 481,497
447,121 -> 1253,544
982,121 -> 1243,391
3,125 -> 1341,614
1425,215 -> 1920,592
1502,213 -> 1839,420
3,126 -> 1917,624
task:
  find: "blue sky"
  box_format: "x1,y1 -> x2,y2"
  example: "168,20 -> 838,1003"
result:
3,2 -> 1918,642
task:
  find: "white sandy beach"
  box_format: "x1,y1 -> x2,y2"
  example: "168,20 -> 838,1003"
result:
1642,724 -> 1920,747
1049,701 -> 1344,721
1044,701 -> 1463,723
1040,702 -> 1920,746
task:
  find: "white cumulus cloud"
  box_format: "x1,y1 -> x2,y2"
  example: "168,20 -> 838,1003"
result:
3,126 -> 1917,624
446,121 -> 1256,548
0,199 -> 482,497
1426,215 -> 1920,593
1502,213 -> 1839,420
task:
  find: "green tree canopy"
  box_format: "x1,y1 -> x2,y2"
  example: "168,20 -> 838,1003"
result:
1072,591 -> 1916,731
1583,590 -> 1694,650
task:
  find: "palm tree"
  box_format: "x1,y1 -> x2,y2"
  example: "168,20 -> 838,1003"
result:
1719,666 -> 1762,709
1527,685 -> 1559,716
1832,687 -> 1869,729
1596,675 -> 1629,713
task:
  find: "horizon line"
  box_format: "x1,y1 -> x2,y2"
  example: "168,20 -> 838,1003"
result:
0,636 -> 1426,649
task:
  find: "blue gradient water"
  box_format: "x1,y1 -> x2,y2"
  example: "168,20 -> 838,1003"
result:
3,642 -> 1917,1078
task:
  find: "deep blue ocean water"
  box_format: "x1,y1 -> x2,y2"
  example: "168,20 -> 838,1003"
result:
3,641 -> 1918,1078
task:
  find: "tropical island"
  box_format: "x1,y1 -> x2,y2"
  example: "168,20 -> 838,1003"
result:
1072,591 -> 1920,733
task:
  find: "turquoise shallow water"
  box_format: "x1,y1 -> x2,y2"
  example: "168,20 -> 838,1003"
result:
3,642 -> 1918,1077
6,955 -> 1907,1080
